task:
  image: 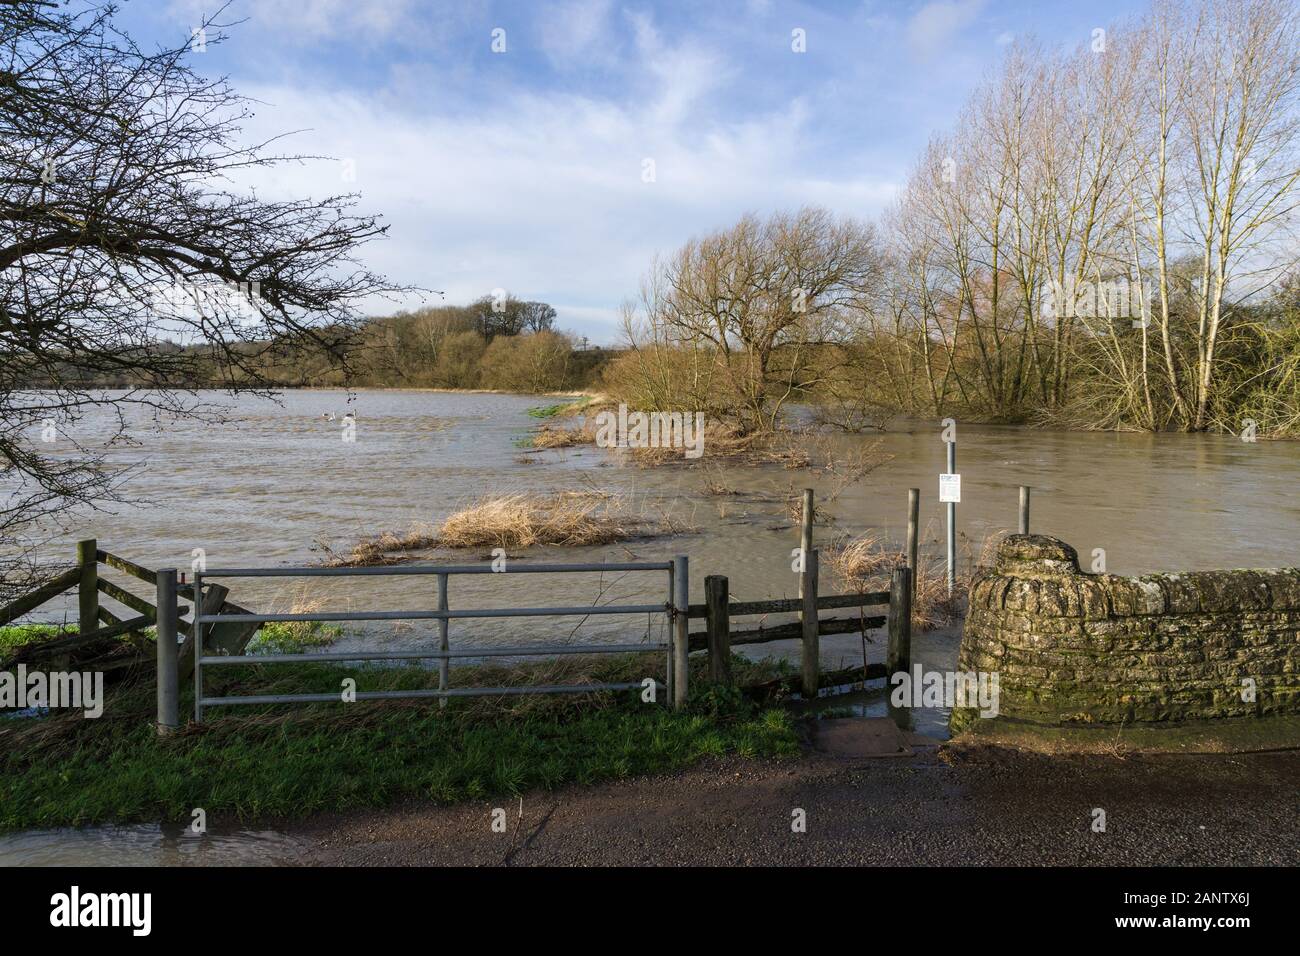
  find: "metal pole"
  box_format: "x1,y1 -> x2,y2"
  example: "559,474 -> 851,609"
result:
946,440 -> 956,596
156,568 -> 179,734
672,555 -> 689,711
1018,485 -> 1031,535
192,573 -> 204,723
799,488 -> 814,593
665,561 -> 675,704
437,573 -> 449,709
906,489 -> 919,606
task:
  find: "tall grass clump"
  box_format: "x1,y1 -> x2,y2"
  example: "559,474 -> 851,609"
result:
826,531 -> 970,630
437,492 -> 636,549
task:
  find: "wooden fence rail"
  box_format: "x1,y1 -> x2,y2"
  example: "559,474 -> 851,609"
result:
4,510 -> 917,728
686,549 -> 909,695
0,565 -> 81,626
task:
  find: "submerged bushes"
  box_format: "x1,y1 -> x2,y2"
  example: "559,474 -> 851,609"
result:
322,492 -> 671,566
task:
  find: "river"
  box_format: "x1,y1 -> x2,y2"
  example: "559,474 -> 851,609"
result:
5,389 -> 1297,863
9,388 -> 1298,662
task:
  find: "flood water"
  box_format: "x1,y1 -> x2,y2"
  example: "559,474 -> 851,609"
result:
5,389 -> 1297,863
0,824 -> 304,866
9,388 -> 1299,672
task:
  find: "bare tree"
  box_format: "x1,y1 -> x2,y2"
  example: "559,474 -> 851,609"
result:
880,0 -> 1300,434
0,1 -> 409,563
635,207 -> 883,432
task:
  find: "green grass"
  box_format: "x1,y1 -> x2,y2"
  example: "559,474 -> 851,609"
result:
0,653 -> 800,830
526,398 -> 591,419
0,623 -> 77,655
244,620 -> 343,655
527,403 -> 568,419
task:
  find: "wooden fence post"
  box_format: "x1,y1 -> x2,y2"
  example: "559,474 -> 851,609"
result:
906,489 -> 919,606
156,568 -> 179,734
672,555 -> 689,710
887,565 -> 912,678
801,548 -> 819,698
704,574 -> 731,685
799,488 -> 814,582
77,538 -> 98,637
1018,485 -> 1031,535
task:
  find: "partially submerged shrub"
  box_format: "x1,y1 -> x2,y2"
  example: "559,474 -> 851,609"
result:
323,526 -> 439,567
529,424 -> 594,449
324,491 -> 693,566
437,492 -> 636,549
826,532 -> 966,631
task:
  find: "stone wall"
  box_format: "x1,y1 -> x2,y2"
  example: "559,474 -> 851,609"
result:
951,535 -> 1300,731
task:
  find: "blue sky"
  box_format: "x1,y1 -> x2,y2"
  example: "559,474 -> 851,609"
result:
120,0 -> 1146,342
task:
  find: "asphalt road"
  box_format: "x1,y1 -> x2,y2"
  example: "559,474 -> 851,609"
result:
294,740 -> 1300,866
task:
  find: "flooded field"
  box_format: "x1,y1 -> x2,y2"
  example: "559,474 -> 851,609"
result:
9,389 -> 1298,667
5,389 -> 1298,863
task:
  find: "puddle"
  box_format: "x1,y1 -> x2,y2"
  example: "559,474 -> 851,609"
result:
0,823 -> 305,866
796,679 -> 953,740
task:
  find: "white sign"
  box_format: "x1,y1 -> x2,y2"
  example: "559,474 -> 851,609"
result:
939,473 -> 961,503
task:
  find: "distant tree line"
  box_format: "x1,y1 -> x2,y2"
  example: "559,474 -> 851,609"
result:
264,294 -> 612,392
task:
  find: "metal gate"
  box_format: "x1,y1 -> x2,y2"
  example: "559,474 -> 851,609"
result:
162,557 -> 691,725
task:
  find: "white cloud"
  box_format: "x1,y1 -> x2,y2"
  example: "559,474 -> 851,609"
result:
234,80 -> 896,342
538,0 -> 617,67
169,0 -> 425,44
906,0 -> 986,61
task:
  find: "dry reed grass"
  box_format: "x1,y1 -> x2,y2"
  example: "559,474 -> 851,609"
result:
529,424 -> 595,449
324,493 -> 657,566
436,492 -> 636,549
319,525 -> 439,567
826,530 -> 968,631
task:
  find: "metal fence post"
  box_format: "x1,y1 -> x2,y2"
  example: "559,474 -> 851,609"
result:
946,439 -> 957,596
1018,485 -> 1031,535
156,568 -> 179,734
193,573 -> 205,724
672,555 -> 689,710
801,548 -> 819,698
705,574 -> 731,685
437,573 -> 449,709
77,538 -> 98,636
665,561 -> 675,704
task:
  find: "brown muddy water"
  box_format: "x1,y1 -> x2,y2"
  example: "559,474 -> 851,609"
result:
4,389 -> 1297,862
10,388 -> 1299,670
0,824 -> 304,866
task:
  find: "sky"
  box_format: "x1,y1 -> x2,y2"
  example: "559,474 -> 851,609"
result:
115,0 -> 1148,343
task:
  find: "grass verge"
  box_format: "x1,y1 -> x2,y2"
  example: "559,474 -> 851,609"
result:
0,623 -> 77,656
0,653 -> 799,830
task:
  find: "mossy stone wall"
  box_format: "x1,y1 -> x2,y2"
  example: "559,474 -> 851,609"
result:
951,535 -> 1300,731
